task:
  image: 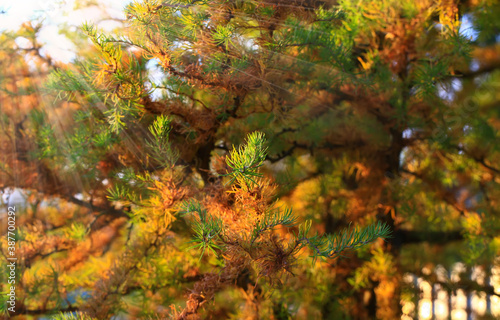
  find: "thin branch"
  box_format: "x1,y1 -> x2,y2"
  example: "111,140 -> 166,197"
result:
66,195 -> 129,218
450,62 -> 500,79
400,168 -> 466,215
450,144 -> 500,174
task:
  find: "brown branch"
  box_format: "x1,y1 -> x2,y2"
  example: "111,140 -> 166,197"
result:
450,144 -> 500,174
159,85 -> 211,111
66,195 -> 128,218
400,168 -> 466,215
451,63 -> 500,79
396,229 -> 463,245
267,140 -> 367,163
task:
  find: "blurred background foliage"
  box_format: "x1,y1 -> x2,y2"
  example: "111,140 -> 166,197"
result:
0,0 -> 499,319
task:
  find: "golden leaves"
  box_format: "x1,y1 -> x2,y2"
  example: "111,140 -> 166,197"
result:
136,178 -> 191,230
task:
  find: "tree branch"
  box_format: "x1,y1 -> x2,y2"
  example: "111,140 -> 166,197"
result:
66,195 -> 129,218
